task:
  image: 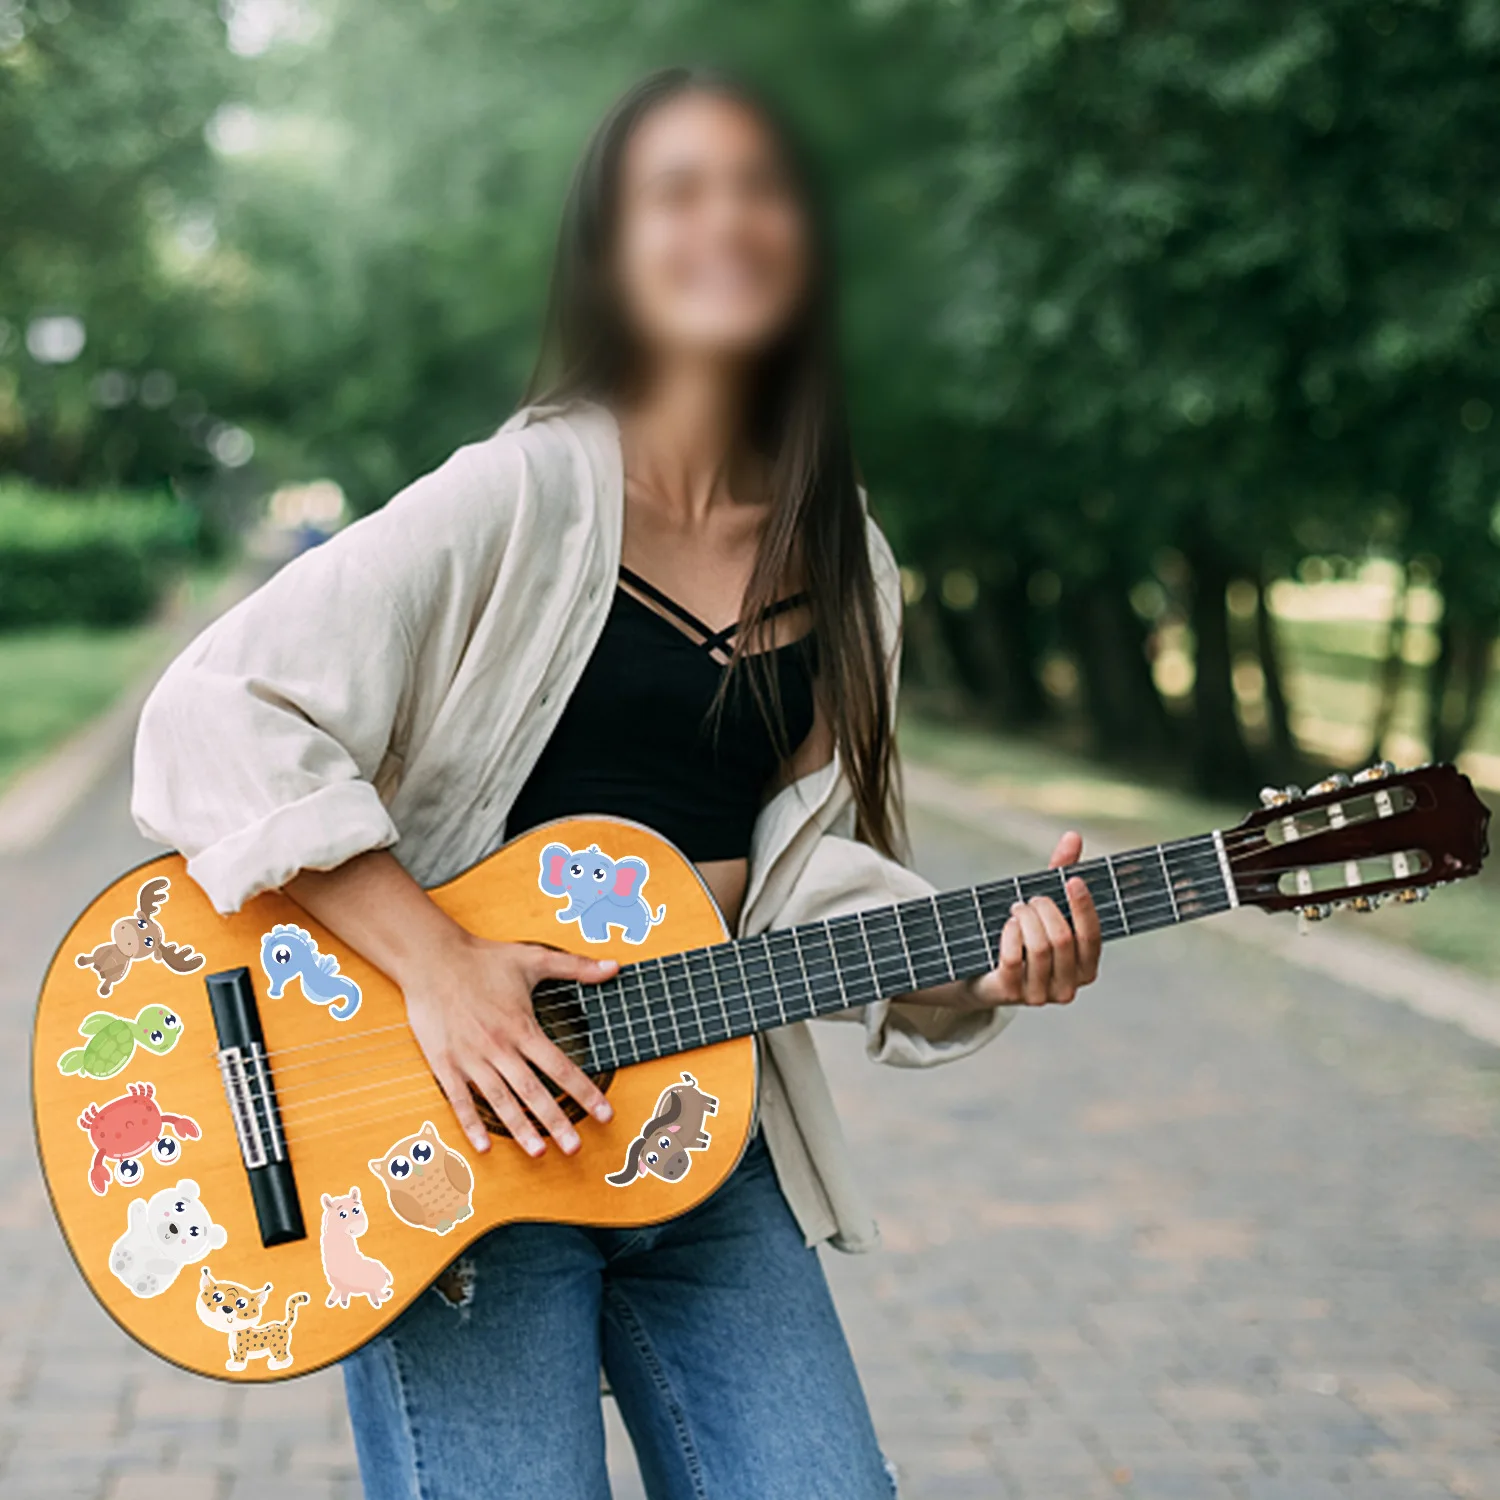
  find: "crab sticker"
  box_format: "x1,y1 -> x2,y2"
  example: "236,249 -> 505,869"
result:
108,1178 -> 227,1299
538,842 -> 666,945
367,1121 -> 474,1235
319,1186 -> 394,1310
196,1270 -> 310,1372
56,1003 -> 182,1080
74,877 -> 203,998
606,1074 -> 718,1187
78,1081 -> 200,1195
260,924 -> 362,1021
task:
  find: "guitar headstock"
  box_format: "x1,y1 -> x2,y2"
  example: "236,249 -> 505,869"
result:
1227,762 -> 1490,919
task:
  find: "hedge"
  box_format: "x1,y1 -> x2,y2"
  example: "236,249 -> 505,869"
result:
0,483 -> 202,631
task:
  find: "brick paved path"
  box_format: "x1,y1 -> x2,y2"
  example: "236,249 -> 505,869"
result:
3,758 -> 1498,1498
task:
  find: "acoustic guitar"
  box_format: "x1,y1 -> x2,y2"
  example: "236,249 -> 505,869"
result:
32,761 -> 1489,1381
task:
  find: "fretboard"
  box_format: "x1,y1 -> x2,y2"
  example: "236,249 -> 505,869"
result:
537,833 -> 1237,1075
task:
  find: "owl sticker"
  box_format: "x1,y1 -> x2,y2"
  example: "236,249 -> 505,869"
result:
368,1121 -> 474,1236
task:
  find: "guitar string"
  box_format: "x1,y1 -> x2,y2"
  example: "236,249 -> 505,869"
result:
235,874 -> 1235,1129
230,836 -> 1401,1129
237,851 -> 1247,1098
244,839 -> 1239,1069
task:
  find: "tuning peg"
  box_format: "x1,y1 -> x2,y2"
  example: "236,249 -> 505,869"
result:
1353,761 -> 1396,784
1394,887 -> 1430,904
1348,894 -> 1384,913
1308,772 -> 1352,795
1260,784 -> 1304,807
1299,903 -> 1334,922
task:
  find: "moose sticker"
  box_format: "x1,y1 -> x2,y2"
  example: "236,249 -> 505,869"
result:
260,923 -> 362,1021
196,1270 -> 310,1372
539,842 -> 666,944
75,877 -> 203,998
606,1074 -> 718,1187
78,1081 -> 200,1195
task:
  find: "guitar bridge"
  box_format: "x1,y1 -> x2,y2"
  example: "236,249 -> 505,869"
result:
205,967 -> 306,1247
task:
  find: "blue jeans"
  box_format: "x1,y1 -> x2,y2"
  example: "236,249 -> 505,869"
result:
343,1136 -> 896,1499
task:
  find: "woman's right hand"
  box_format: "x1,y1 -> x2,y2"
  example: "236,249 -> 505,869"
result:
400,931 -> 617,1158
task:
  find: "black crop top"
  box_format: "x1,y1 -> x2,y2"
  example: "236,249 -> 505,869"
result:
505,568 -> 817,863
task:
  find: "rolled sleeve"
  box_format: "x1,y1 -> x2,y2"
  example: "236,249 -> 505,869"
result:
132,543 -> 415,913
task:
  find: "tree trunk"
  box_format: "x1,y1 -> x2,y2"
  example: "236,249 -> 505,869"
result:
1366,563 -> 1410,765
1428,616 -> 1496,764
1187,539 -> 1258,794
1255,571 -> 1296,771
1066,579 -> 1174,764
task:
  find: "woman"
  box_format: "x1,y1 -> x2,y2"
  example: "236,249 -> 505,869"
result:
134,68 -> 1101,1500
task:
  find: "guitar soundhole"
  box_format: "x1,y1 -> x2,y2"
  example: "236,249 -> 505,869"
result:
467,982 -> 615,1140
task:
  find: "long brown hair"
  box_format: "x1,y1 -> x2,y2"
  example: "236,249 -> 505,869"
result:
525,67 -> 902,858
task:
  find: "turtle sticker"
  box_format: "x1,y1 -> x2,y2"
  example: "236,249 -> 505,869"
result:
260,924 -> 362,1021
78,1081 -> 200,1195
74,877 -> 203,998
56,1003 -> 183,1080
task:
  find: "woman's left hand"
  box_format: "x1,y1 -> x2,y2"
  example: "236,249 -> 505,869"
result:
968,831 -> 1102,1007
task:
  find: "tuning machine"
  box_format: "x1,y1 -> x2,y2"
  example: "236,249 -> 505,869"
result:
1308,772 -> 1353,795
1260,784 -> 1303,808
1298,903 -> 1335,923
1352,760 -> 1396,784
1394,887 -> 1430,904
1348,893 -> 1385,914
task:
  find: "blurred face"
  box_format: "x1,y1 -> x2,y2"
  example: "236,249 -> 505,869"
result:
613,92 -> 811,365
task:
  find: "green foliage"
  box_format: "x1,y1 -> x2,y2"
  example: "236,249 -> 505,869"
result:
0,484 -> 199,629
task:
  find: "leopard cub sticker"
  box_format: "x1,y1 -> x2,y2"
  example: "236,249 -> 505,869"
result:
196,1269 -> 310,1373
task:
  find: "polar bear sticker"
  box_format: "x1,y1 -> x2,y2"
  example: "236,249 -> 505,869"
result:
108,1178 -> 227,1299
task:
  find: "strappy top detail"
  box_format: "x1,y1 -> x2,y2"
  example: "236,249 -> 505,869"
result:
505,570 -> 818,863
617,564 -> 810,658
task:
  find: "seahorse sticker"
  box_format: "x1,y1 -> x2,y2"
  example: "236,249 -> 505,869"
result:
260,924 -> 362,1021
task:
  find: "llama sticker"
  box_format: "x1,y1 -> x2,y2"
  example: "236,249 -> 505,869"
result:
319,1186 -> 394,1310
260,924 -> 362,1021
538,842 -> 666,945
74,877 -> 203,998
606,1074 -> 718,1187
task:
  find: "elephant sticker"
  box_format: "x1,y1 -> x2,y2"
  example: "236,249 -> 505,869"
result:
538,842 -> 666,945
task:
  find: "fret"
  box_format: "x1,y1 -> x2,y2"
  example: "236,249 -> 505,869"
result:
662,951 -> 706,1051
737,934 -> 785,1029
793,922 -> 843,1011
1109,848 -> 1177,935
858,906 -> 917,996
975,881 -> 1014,961
636,960 -> 679,1059
892,897 -> 954,989
766,930 -> 810,1026
708,944 -> 752,1035
826,913 -> 881,1007
969,887 -> 995,967
936,888 -> 989,975
1162,837 -> 1233,922
1156,844 -> 1180,922
590,976 -> 623,1070
683,947 -> 731,1043
1103,854 -> 1129,936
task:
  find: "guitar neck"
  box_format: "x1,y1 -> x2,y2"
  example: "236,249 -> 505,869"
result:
546,831 -> 1238,1074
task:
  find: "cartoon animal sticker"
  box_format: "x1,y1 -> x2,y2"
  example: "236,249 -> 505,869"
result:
260,924 -> 362,1021
108,1178 -> 227,1299
196,1270 -> 310,1372
319,1185 -> 394,1310
538,842 -> 666,944
78,1081 -> 200,1195
606,1073 -> 718,1187
368,1121 -> 474,1235
57,1003 -> 182,1080
75,877 -> 203,998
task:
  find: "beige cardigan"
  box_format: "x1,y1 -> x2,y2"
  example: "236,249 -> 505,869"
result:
132,403 -> 1009,1251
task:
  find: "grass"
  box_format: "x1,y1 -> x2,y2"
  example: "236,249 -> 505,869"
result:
0,567 -> 231,794
900,714 -> 1500,981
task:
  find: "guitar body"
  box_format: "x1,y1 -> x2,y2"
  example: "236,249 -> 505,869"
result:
33,817 -> 755,1382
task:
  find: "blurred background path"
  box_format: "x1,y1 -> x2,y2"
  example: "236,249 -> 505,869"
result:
3,734 -> 1498,1499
